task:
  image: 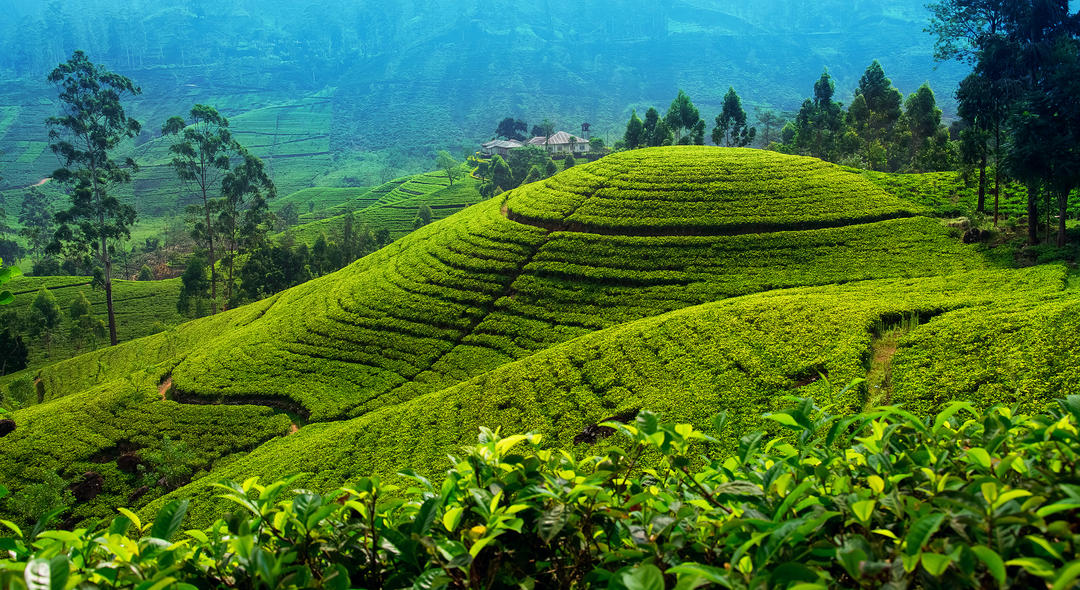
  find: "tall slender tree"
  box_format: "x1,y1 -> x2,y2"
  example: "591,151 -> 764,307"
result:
45,51 -> 140,346
162,105 -> 240,314
847,61 -> 903,170
624,110 -> 644,149
713,87 -> 756,147
217,152 -> 275,307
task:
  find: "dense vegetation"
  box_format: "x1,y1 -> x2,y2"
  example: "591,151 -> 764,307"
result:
0,4 -> 1078,583
3,397 -> 1080,589
3,146 -> 1076,538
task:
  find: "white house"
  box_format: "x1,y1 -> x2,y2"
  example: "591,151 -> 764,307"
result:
526,131 -> 589,155
481,139 -> 525,157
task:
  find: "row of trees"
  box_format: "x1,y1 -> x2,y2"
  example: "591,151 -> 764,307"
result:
621,88 -> 758,150
177,211 -> 393,318
0,287 -> 106,376
928,0 -> 1080,246
622,71 -> 955,175
779,65 -> 956,174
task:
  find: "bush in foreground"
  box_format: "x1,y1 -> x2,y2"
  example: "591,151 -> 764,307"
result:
1,394 -> 1079,589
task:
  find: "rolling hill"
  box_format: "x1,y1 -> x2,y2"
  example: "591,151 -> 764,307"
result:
1,146 -> 1076,527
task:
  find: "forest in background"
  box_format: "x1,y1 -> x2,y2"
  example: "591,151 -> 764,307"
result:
0,0 -> 966,191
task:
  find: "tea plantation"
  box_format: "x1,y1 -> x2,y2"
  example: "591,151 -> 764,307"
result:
2,147 -> 1078,547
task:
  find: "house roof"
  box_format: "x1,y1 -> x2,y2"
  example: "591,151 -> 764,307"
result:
527,131 -> 585,146
482,139 -> 524,149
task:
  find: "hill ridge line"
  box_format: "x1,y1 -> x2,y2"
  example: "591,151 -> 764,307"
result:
503,207 -> 921,237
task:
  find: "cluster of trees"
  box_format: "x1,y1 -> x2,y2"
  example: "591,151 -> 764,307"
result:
621,89 -> 757,150
475,146 -> 563,197
0,51 -> 287,348
178,211 -> 391,317
0,287 -> 106,375
777,64 -> 956,174
620,72 -> 955,175
494,117 -> 558,142
927,0 -> 1080,246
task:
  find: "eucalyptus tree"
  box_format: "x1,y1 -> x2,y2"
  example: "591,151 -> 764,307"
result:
45,51 -> 141,346
162,104 -> 239,313
665,90 -> 705,145
713,87 -> 756,147
217,152 -> 275,307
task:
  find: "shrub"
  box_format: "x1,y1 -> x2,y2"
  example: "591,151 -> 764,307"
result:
2,396 -> 1079,589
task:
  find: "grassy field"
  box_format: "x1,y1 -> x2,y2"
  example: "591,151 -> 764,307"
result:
2,146 -> 1077,527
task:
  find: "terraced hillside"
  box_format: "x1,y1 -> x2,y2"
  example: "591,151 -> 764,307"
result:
2,146 -> 1077,526
281,172 -> 480,248
0,276 -> 183,372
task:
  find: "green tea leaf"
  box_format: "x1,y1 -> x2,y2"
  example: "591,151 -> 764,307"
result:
971,545 -> 1005,588
904,513 -> 945,556
150,499 -> 189,541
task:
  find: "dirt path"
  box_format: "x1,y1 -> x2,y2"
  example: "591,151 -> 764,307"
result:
158,377 -> 172,401
30,177 -> 50,188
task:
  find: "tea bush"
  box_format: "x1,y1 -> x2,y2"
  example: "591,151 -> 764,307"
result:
141,268 -> 1073,527
506,147 -> 922,233
3,396 -> 1079,589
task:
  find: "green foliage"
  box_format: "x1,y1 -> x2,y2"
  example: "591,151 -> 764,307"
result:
507,147 -> 923,233
435,150 -> 460,186
0,256 -> 19,306
45,50 -> 142,347
68,291 -> 105,352
27,288 -> 61,354
5,398 -> 1080,589
0,276 -> 184,372
713,87 -> 756,147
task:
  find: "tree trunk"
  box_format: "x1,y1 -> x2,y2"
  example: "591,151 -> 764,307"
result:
1059,186 -> 1070,248
203,188 -> 217,314
1027,181 -> 1040,245
976,151 -> 987,214
102,235 -> 118,346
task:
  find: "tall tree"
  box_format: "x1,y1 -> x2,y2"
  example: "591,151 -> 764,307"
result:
789,70 -> 847,160
713,87 -> 756,147
45,51 -> 141,346
847,61 -> 903,170
755,108 -> 785,146
624,110 -> 645,149
664,90 -> 705,145
217,152 -> 275,307
162,104 -> 238,314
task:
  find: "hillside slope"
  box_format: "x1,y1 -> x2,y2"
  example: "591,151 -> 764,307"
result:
4,146 -> 1076,526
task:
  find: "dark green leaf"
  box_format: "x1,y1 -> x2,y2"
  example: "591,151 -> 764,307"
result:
150,499 -> 189,541
622,564 -> 665,590
905,513 -> 945,556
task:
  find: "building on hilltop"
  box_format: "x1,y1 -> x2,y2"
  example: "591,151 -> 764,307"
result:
526,131 -> 589,155
482,131 -> 589,158
481,139 -> 525,157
